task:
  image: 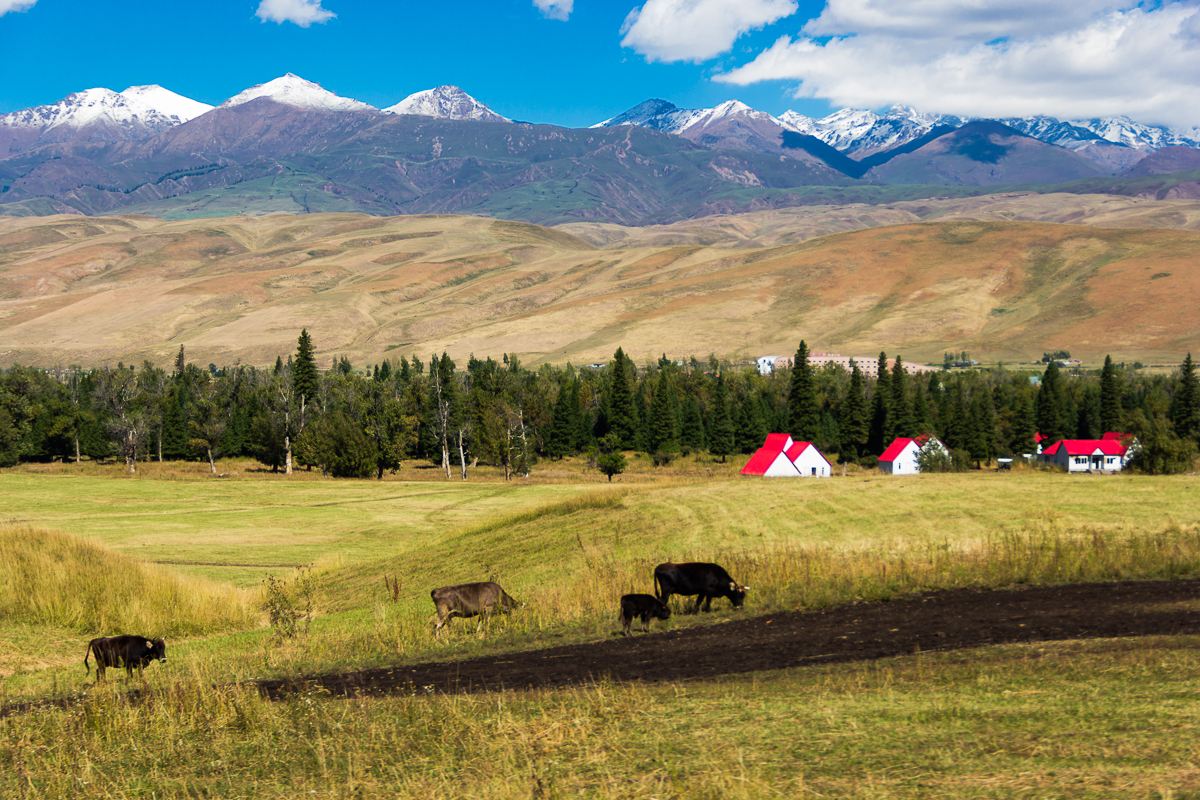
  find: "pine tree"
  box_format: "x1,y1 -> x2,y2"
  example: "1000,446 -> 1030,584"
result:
708,373 -> 735,462
735,391 -> 767,454
546,379 -> 578,459
787,340 -> 819,440
292,329 -> 319,432
680,394 -> 706,454
1099,354 -> 1122,433
968,387 -> 997,465
889,356 -> 913,437
173,345 -> 186,377
647,372 -> 680,461
606,348 -> 639,450
1171,353 -> 1200,444
1036,361 -> 1066,442
1010,390 -> 1037,454
867,352 -> 890,455
839,361 -> 869,460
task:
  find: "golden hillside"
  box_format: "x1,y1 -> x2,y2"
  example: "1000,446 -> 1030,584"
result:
1,196 -> 1198,367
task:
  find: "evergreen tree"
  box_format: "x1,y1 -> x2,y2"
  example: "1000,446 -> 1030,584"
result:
546,379 -> 579,459
708,373 -> 735,462
839,361 -> 869,460
606,348 -> 639,450
646,372 -> 680,462
1099,354 -> 1122,433
735,390 -> 767,453
1036,361 -> 1067,442
1075,386 -> 1102,439
680,394 -> 706,454
889,356 -> 913,438
1171,353 -> 1200,444
968,387 -> 997,465
1009,389 -> 1037,454
293,329 -> 319,408
787,340 -> 819,439
867,352 -> 890,455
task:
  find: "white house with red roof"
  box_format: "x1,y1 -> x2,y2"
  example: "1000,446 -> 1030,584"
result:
787,440 -> 832,477
1042,433 -> 1134,472
878,434 -> 947,475
741,433 -> 832,478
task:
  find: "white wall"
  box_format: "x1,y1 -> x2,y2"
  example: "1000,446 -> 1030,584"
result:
793,447 -> 831,478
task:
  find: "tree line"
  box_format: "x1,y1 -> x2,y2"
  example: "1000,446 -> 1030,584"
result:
0,333 -> 1197,477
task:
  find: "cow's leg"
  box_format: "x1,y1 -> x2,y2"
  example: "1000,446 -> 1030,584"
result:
693,595 -> 705,613
621,614 -> 632,636
95,663 -> 105,684
703,595 -> 713,612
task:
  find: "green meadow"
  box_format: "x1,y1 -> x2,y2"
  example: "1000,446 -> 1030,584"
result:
3,461 -> 1200,798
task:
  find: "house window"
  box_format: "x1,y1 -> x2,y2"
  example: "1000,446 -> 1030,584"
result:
811,467 -> 816,476
1074,457 -> 1087,465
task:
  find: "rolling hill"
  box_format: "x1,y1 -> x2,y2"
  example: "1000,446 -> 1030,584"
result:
1,197 -> 1198,367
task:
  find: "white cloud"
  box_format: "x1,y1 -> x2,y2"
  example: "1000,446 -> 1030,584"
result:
255,0 -> 335,27
0,0 -> 37,15
621,0 -> 798,63
718,2 -> 1200,129
533,0 -> 573,21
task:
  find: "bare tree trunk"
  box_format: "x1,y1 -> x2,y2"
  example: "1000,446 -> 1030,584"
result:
74,434 -> 81,465
516,408 -> 530,478
457,429 -> 468,481
285,433 -> 293,475
207,447 -> 216,475
157,427 -> 163,462
126,431 -> 137,474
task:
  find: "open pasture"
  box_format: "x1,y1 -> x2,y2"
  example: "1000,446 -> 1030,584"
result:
3,465 -> 1200,797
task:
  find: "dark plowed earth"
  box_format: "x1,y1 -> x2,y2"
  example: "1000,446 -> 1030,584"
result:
257,580 -> 1200,700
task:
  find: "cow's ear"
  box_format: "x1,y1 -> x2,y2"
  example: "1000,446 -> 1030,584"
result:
145,640 -> 154,649
729,581 -> 737,591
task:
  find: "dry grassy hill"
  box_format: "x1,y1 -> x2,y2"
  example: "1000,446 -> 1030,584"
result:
1,195 -> 1199,366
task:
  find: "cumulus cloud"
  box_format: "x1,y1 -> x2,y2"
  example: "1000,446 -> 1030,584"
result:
621,0 -> 798,63
0,0 -> 37,15
718,1 -> 1200,128
256,0 -> 335,27
533,0 -> 573,21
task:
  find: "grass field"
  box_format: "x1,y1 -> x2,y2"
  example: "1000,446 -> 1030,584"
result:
3,463 -> 1200,797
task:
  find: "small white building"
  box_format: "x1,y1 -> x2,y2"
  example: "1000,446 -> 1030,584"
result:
741,433 -> 833,478
878,435 -> 947,475
787,440 -> 832,478
1041,438 -> 1128,472
756,356 -> 787,376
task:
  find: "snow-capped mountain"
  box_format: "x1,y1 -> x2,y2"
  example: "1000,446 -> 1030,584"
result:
780,106 -> 963,158
222,74 -> 374,113
0,85 -> 212,133
1073,116 -> 1197,150
384,85 -> 507,122
594,98 -> 782,136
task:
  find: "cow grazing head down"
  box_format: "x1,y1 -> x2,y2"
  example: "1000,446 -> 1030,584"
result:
728,581 -> 749,608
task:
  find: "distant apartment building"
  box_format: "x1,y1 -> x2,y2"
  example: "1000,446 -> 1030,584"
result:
756,352 -> 937,378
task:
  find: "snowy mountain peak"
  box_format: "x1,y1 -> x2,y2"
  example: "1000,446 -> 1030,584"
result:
384,85 -> 507,122
0,85 -> 213,132
222,74 -> 374,112
1074,116 -> 1187,150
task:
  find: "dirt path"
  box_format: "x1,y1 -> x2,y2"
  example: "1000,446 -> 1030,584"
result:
257,579 -> 1200,700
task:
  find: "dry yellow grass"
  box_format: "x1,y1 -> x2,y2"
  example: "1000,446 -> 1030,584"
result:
2,197 -> 1199,367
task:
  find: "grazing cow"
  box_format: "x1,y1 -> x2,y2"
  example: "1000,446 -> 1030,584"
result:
84,635 -> 167,682
619,593 -> 671,635
654,562 -> 748,613
430,581 -> 519,634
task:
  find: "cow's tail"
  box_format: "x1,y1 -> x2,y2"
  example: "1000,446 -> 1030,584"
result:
653,569 -> 663,601
83,640 -> 93,674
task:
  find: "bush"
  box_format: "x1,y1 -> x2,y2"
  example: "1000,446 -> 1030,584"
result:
295,412 -> 375,478
262,567 -> 316,640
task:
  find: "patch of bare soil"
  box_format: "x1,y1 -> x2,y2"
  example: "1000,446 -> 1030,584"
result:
257,579 -> 1200,699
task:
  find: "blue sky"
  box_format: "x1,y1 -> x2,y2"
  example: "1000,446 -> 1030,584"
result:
0,0 -> 830,126
2,1 -> 1199,129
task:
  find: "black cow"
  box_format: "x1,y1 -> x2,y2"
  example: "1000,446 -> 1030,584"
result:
430,581 -> 520,634
619,593 -> 671,635
654,562 -> 748,613
84,635 -> 167,682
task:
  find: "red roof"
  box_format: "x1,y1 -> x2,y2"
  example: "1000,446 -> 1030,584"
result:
1044,439 -> 1127,457
740,433 -> 795,475
762,432 -> 793,451
879,437 -> 916,463
786,441 -> 829,463
1035,432 -> 1048,443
